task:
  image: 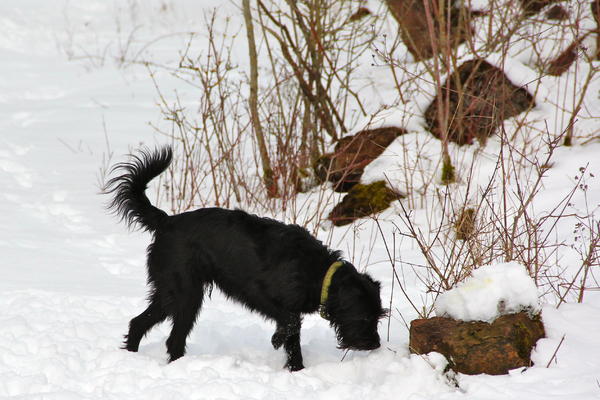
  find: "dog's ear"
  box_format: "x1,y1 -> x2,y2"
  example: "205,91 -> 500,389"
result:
363,276 -> 387,320
360,273 -> 381,291
367,275 -> 381,289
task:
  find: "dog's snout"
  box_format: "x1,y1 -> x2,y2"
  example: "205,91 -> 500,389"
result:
349,337 -> 380,351
363,341 -> 380,351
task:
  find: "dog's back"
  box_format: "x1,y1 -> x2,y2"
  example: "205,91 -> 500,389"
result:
150,207 -> 337,315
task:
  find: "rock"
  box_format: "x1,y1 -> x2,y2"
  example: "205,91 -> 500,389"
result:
385,0 -> 474,61
314,127 -> 405,192
410,312 -> 545,375
520,0 -> 562,16
545,4 -> 569,20
424,59 -> 535,146
547,41 -> 579,76
328,181 -> 401,226
348,7 -> 371,22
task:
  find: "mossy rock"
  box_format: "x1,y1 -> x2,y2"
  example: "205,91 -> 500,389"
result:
410,312 -> 545,375
328,181 -> 401,226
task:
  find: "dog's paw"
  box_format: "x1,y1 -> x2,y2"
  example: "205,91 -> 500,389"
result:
122,335 -> 139,352
285,360 -> 304,372
271,332 -> 286,350
168,353 -> 184,363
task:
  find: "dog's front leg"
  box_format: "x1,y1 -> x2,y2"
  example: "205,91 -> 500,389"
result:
271,315 -> 304,371
283,330 -> 303,371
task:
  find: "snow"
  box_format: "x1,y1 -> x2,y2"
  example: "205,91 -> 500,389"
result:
434,262 -> 540,322
1,0 -> 600,399
0,290 -> 453,399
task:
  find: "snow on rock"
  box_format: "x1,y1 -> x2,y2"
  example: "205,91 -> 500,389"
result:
434,262 -> 540,322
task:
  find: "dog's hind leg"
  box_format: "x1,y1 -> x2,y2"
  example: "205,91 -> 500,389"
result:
271,314 -> 304,371
124,294 -> 167,352
165,290 -> 204,363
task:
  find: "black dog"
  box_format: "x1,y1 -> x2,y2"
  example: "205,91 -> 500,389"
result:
104,147 -> 385,371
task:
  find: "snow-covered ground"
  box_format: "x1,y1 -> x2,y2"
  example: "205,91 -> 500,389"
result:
1,1 -> 600,399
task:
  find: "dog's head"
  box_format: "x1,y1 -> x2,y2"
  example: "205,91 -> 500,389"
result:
325,263 -> 386,351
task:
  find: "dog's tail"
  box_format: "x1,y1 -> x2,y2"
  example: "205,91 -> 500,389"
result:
104,146 -> 173,232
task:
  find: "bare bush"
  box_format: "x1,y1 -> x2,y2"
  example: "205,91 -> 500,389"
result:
137,1 -> 383,228
366,0 -> 600,319
91,0 -> 599,318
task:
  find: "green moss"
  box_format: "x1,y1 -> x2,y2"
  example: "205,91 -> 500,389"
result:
512,314 -> 544,361
441,156 -> 456,184
328,181 -> 401,226
346,181 -> 397,212
513,321 -> 532,360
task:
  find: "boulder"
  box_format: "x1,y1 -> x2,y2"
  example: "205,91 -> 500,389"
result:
410,312 -> 545,375
424,59 -> 535,146
519,0 -> 562,16
314,127 -> 405,192
385,0 -> 474,61
328,181 -> 401,226
348,7 -> 371,22
547,41 -> 579,76
545,4 -> 569,20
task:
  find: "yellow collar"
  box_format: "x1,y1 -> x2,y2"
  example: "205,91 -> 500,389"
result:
319,261 -> 344,319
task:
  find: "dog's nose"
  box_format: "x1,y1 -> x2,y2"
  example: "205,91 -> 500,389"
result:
355,340 -> 380,351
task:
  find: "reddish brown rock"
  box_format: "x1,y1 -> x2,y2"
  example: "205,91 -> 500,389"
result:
547,42 -> 579,76
519,0 -> 562,15
410,312 -> 545,375
545,4 -> 569,20
314,127 -> 405,192
385,0 -> 474,61
424,59 -> 535,146
348,7 -> 371,22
